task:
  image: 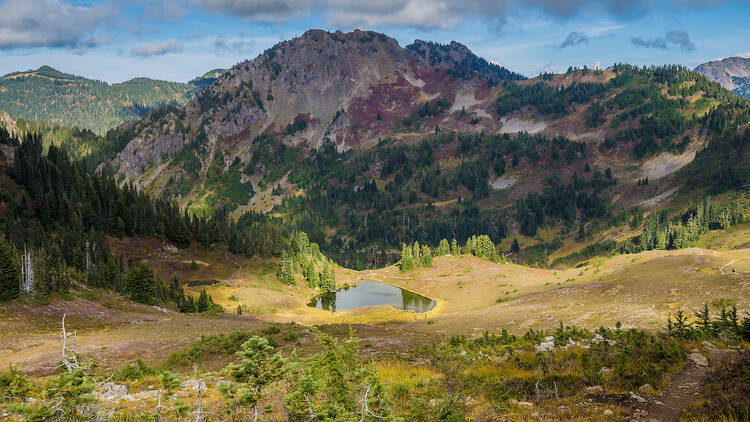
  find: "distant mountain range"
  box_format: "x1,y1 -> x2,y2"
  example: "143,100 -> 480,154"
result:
0,66 -> 226,134
696,56 -> 750,98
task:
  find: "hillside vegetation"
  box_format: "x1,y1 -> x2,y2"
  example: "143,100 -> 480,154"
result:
0,66 -> 217,134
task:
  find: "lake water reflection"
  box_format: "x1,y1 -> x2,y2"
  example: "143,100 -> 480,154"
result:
307,279 -> 436,313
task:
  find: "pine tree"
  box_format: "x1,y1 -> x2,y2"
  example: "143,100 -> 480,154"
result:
223,337 -> 286,422
399,243 -> 415,272
420,244 -> 433,267
464,236 -> 475,255
277,253 -> 296,285
198,289 -> 209,313
412,241 -> 421,267
0,241 -> 20,301
450,238 -> 459,255
511,238 -> 520,253
317,260 -> 336,292
302,258 -> 318,288
655,230 -> 667,250
126,265 -> 158,305
437,239 -> 450,256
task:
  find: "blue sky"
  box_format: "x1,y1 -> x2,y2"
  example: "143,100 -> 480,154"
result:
0,0 -> 748,83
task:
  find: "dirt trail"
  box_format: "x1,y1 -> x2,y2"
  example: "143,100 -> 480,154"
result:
638,363 -> 709,422
633,347 -> 745,421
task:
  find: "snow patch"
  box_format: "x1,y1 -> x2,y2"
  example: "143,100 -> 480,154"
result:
499,117 -> 546,134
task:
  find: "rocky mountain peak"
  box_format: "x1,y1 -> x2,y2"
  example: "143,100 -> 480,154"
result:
695,56 -> 750,97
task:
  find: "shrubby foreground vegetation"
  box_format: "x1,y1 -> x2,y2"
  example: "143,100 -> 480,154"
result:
0,303 -> 748,421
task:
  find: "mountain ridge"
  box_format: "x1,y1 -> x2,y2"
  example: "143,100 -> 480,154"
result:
0,65 -> 214,134
695,56 -> 750,98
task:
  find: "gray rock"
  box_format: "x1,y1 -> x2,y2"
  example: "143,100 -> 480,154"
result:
603,409 -> 614,416
701,340 -> 716,349
687,352 -> 709,366
94,382 -> 128,402
517,401 -> 535,408
535,336 -> 556,353
586,385 -> 604,394
638,383 -> 653,394
629,392 -> 646,403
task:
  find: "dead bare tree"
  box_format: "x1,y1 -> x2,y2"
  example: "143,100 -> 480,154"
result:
193,379 -> 207,422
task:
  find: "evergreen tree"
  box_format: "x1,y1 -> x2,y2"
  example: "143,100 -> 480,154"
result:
436,239 -> 450,256
223,337 -> 286,422
301,258 -> 318,288
197,289 -> 210,313
399,243 -> 415,272
420,244 -> 433,267
317,260 -> 336,292
450,238 -> 459,255
277,253 -> 296,285
655,230 -> 667,250
511,238 -> 520,253
126,265 -> 159,305
412,241 -> 421,267
0,241 -> 20,301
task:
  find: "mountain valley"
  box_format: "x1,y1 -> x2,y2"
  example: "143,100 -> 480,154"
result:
0,28 -> 749,422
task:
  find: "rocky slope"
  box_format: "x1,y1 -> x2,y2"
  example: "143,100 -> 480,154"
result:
110,29 -> 524,189
696,56 -> 750,98
105,30 -> 749,241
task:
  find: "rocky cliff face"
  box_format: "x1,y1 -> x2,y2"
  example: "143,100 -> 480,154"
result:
696,56 -> 750,98
112,29 -> 524,192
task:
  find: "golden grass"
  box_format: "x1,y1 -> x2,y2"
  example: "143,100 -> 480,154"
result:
377,362 -> 442,385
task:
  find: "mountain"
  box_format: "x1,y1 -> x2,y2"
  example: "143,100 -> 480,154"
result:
0,66 -> 214,134
695,56 -> 750,98
102,29 -> 750,268
110,29 -> 524,184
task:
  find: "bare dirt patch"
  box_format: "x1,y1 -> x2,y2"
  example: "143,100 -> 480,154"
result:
499,117 -> 547,134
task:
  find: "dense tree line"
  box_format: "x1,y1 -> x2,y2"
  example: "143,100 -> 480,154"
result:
495,80 -> 606,117
0,65 -> 195,134
0,130 -> 245,308
278,129 -> 592,269
516,172 -> 611,237
399,234 -> 503,271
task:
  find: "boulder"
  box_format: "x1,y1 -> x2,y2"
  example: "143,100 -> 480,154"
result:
603,409 -> 614,416
586,385 -> 604,394
629,392 -> 646,403
94,382 -> 128,402
687,352 -> 709,367
535,336 -> 556,353
638,383 -> 654,394
517,401 -> 534,408
701,340 -> 716,349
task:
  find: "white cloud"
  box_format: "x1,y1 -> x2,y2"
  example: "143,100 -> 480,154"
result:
189,0 -> 730,31
131,39 -> 181,57
193,0 -> 310,22
0,0 -> 117,49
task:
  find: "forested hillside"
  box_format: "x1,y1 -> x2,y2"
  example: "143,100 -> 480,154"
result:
100,37 -> 750,268
0,124 -> 286,308
0,66 -> 214,134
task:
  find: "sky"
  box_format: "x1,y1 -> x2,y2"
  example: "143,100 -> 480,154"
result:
0,0 -> 748,83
